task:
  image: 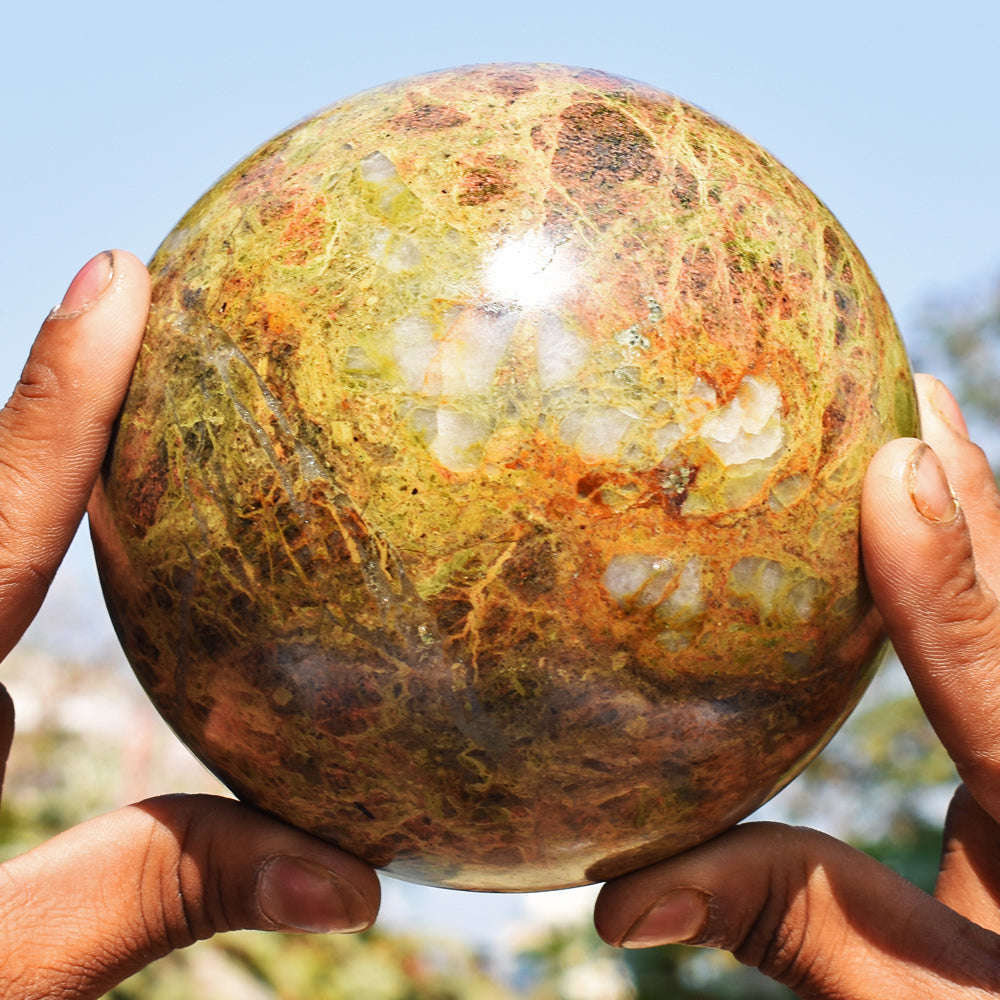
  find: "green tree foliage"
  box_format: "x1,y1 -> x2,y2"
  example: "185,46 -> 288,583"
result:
108,929 -> 517,1000
914,275 -> 1000,433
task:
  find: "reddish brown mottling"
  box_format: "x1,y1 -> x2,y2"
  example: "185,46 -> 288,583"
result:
489,69 -> 539,101
390,103 -> 471,130
553,102 -> 660,191
457,155 -> 515,206
91,64 -> 917,892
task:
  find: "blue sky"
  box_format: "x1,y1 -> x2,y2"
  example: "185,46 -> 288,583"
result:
5,0 -> 998,352
4,0 -> 1000,949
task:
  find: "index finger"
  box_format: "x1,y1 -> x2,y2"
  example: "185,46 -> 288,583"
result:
0,251 -> 149,659
916,373 -> 1000,594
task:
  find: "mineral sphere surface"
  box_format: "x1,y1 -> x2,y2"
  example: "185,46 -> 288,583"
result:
90,64 -> 918,892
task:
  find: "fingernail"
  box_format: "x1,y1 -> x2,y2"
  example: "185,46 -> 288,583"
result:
621,889 -> 708,948
257,856 -> 372,934
50,251 -> 115,319
929,379 -> 970,439
908,443 -> 959,524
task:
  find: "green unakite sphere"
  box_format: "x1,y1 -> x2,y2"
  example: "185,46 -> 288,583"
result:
90,64 -> 917,891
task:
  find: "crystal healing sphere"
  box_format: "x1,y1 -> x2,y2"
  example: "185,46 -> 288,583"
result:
90,64 -> 918,891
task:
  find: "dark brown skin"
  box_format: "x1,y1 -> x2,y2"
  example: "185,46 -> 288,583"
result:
0,253 -> 379,1000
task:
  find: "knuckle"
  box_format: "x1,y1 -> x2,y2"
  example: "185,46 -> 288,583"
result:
134,794 -> 243,945
0,480 -> 64,605
960,436 -> 997,483
728,838 -> 844,995
731,876 -> 805,981
132,802 -> 199,952
0,357 -> 79,486
936,550 -> 983,621
0,360 -> 65,444
934,555 -> 1000,650
181,795 -> 245,934
11,356 -> 63,405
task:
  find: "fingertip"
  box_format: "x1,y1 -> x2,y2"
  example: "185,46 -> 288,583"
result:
861,412 -> 1000,814
49,251 -> 115,319
104,249 -> 152,306
42,250 -> 150,374
595,883 -> 708,949
0,250 -> 153,658
908,443 -> 961,524
862,437 -> 965,583
47,250 -> 150,319
915,372 -> 970,440
256,854 -> 378,934
862,437 -> 934,569
284,832 -> 383,932
863,434 -> 925,493
594,822 -> 788,951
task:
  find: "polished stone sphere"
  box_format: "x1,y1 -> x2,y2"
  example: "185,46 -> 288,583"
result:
90,64 -> 917,891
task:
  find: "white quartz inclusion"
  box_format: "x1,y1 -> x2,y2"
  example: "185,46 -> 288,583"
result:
438,308 -> 519,396
381,224 -> 812,477
535,312 -> 590,388
730,557 -> 786,616
359,151 -> 398,182
428,409 -> 491,471
658,558 -> 704,623
560,406 -> 639,461
371,225 -> 422,273
603,554 -> 675,605
652,422 -> 683,455
392,315 -> 438,393
729,557 -> 821,622
343,345 -> 378,374
789,577 -> 823,621
700,375 -> 784,465
386,238 -> 422,272
689,378 -> 718,407
392,307 -> 520,399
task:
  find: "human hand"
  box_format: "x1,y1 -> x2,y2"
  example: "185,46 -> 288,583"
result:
595,372 -> 1000,998
0,252 -> 380,1000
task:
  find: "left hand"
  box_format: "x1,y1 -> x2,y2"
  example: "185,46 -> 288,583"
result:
0,252 -> 380,1000
594,373 -> 1000,998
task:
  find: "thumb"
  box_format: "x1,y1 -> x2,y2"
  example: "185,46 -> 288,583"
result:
0,794 -> 380,1000
594,822 -> 1000,997
862,378 -> 1000,819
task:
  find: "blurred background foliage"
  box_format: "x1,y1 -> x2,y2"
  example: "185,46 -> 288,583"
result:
2,272 -> 998,998
916,277 -> 1000,438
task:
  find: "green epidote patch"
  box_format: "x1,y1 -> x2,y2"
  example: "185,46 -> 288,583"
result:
91,64 -> 917,892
